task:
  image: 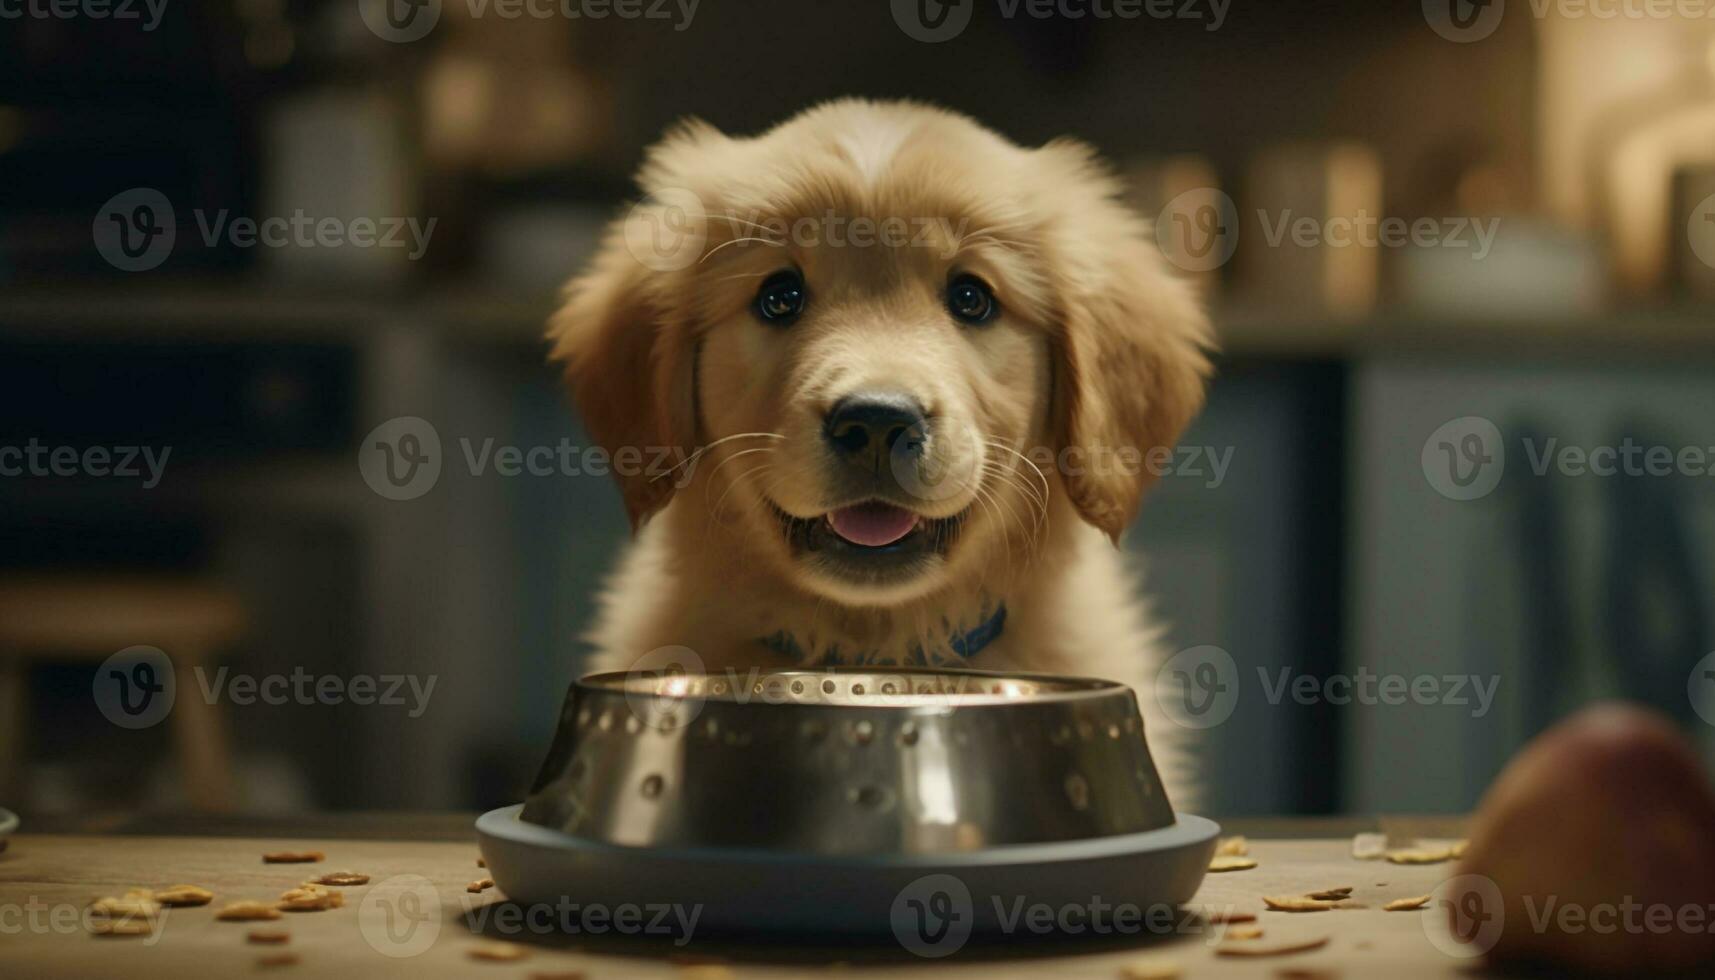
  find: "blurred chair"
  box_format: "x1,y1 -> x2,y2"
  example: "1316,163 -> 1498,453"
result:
0,577 -> 245,812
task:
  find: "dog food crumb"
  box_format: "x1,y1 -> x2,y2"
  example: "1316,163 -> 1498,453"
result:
1351,832 -> 1388,860
1225,925 -> 1264,940
1120,963 -> 1181,980
468,878 -> 495,894
1385,845 -> 1458,865
477,857 -> 487,868
1215,935 -> 1331,957
1384,895 -> 1432,911
1276,970 -> 1340,979
1205,909 -> 1257,924
154,884 -> 215,907
309,872 -> 369,886
217,901 -> 283,921
87,917 -> 155,937
1304,886 -> 1354,901
89,890 -> 161,919
1214,836 -> 1249,857
262,851 -> 324,864
468,941 -> 529,962
278,884 -> 343,912
257,952 -> 300,968
1208,856 -> 1258,872
1263,896 -> 1339,912
248,929 -> 292,944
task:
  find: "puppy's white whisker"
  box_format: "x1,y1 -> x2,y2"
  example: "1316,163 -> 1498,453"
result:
698,236 -> 787,263
706,445 -> 778,481
984,439 -> 1051,503
981,458 -> 1049,534
971,460 -> 1043,553
959,234 -> 1032,252
982,455 -> 1047,513
705,449 -> 780,524
715,270 -> 787,283
655,432 -> 784,483
708,213 -> 778,235
965,480 -> 1022,572
709,461 -> 775,523
986,480 -> 1037,553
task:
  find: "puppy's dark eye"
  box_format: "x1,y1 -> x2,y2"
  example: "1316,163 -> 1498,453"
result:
755,270 -> 806,325
947,274 -> 997,325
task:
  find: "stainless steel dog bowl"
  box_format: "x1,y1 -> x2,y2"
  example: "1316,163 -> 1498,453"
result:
522,667 -> 1177,853
480,668 -> 1219,937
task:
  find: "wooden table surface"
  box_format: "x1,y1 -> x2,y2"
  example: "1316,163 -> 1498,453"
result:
0,821 -> 1480,978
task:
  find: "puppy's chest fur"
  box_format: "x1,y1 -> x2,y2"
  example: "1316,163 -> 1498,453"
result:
752,591 -> 1010,668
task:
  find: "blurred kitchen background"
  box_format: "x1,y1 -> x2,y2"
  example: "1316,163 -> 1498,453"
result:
2,0 -> 1714,819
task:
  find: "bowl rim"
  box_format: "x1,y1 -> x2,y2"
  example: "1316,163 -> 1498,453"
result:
480,803 -> 1218,869
577,665 -> 1133,709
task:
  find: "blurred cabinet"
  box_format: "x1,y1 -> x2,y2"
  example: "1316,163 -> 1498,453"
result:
1348,357 -> 1715,812
1131,362 -> 1346,817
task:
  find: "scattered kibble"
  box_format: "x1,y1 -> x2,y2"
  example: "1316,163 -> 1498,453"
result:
216,901 -> 283,922
308,872 -> 369,887
262,851 -> 324,864
468,940 -> 530,962
1208,856 -> 1258,872
153,884 -> 214,907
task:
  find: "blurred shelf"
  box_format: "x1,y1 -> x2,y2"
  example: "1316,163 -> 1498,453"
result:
1216,302 -> 1715,361
0,458 -> 368,520
0,281 -> 557,347
3,282 -> 1713,360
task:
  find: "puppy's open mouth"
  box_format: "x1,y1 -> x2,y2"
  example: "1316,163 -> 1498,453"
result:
769,500 -> 966,583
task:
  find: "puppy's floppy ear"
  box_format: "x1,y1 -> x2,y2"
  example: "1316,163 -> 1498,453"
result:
547,223 -> 698,529
1045,146 -> 1214,542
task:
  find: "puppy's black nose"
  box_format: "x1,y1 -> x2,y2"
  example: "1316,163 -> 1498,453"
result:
824,393 -> 927,466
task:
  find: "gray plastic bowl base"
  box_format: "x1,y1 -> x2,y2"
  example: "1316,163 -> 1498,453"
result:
477,804 -> 1219,937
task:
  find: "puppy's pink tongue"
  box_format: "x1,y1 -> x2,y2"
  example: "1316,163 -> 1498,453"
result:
827,503 -> 920,547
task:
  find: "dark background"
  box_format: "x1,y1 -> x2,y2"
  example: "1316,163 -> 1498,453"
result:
2,0 -> 1714,818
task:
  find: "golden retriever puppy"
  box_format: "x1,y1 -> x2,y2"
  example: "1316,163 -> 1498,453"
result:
549,99 -> 1213,804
